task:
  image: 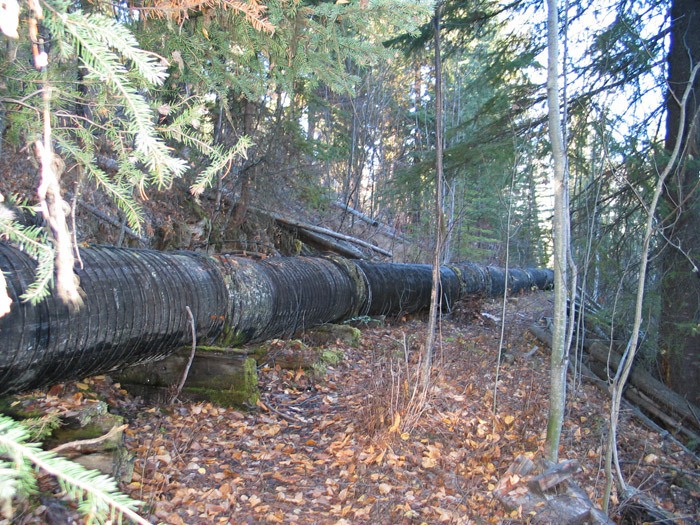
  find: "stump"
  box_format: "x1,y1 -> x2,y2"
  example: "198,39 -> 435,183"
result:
494,455 -> 613,525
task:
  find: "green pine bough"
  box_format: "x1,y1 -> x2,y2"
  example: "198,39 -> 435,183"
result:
0,201 -> 54,305
0,414 -> 150,524
0,1 -> 251,306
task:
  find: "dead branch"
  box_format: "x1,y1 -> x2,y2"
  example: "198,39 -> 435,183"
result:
171,305 -> 196,404
77,201 -> 146,243
50,424 -> 128,454
259,208 -> 393,258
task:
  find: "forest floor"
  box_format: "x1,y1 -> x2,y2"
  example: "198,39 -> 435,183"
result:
12,291 -> 700,524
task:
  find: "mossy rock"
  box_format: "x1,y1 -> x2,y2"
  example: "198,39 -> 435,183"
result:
257,339 -> 320,369
256,339 -> 344,373
310,348 -> 345,377
43,410 -> 124,451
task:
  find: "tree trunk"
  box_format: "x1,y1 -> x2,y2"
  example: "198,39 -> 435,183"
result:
661,0 -> 700,406
545,0 -> 572,464
424,3 -> 445,390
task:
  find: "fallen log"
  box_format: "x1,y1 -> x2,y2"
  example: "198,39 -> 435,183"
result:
263,210 -> 393,257
559,348 -> 700,461
0,242 -> 552,396
529,323 -> 700,438
329,202 -> 409,243
292,227 -> 366,259
584,339 -> 700,434
331,201 -> 379,227
624,386 -> 700,444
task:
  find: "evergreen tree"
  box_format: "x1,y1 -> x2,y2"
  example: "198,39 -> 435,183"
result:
660,0 -> 700,406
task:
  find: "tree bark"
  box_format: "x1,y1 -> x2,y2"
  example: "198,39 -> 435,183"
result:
661,0 -> 700,406
423,2 -> 445,391
545,0 -> 571,464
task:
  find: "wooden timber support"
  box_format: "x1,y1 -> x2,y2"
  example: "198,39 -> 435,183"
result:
0,242 -> 552,396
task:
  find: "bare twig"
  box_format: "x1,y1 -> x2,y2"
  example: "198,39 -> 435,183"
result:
171,306 -> 196,404
603,61 -> 700,512
76,200 -> 146,243
257,399 -> 306,423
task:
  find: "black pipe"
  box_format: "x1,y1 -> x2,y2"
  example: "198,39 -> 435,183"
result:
353,262 -> 462,315
0,242 -> 552,396
213,255 -> 363,344
0,244 -> 229,395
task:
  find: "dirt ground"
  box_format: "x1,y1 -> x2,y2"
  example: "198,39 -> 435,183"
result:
8,292 -> 700,524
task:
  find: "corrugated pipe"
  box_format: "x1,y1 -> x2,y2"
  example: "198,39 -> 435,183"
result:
0,242 -> 552,396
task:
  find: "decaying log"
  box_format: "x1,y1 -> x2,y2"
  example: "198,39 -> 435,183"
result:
532,323 -> 700,463
330,201 -> 408,242
617,487 -> 685,525
584,339 -> 700,434
293,227 -> 366,259
529,322 -> 700,438
624,386 -> 700,444
262,209 -> 393,257
494,455 -> 614,525
529,459 -> 582,492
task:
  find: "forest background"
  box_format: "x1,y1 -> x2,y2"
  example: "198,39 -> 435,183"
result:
0,0 -> 699,477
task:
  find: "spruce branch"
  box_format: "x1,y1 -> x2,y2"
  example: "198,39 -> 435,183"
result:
55,135 -> 145,233
0,203 -> 56,305
159,103 -> 252,195
46,8 -> 188,186
61,12 -> 169,86
136,0 -> 275,33
0,415 -> 149,525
